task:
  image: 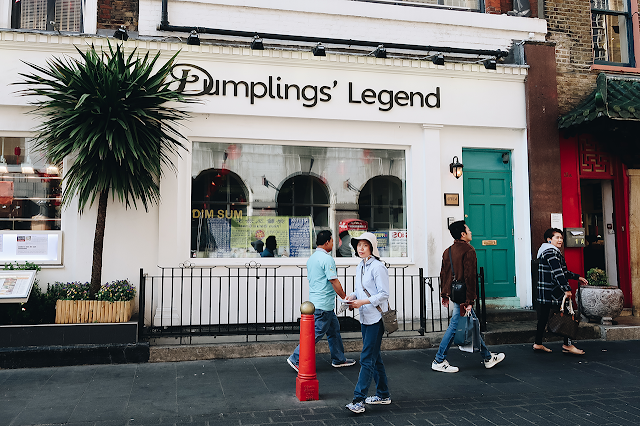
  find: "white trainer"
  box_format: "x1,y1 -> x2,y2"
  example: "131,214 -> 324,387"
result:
484,352 -> 505,369
431,359 -> 459,373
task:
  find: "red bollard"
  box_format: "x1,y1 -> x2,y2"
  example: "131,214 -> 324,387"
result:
296,301 -> 319,401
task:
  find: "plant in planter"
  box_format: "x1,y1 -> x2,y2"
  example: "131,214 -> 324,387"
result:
54,280 -> 136,324
578,268 -> 624,324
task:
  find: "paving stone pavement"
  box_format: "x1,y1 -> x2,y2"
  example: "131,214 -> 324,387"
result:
1,340 -> 640,426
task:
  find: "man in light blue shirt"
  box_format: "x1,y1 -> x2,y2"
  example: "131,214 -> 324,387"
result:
287,230 -> 356,371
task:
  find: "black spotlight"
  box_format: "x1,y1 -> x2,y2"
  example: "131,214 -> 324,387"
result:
431,54 -> 445,66
373,44 -> 386,58
251,35 -> 264,50
483,58 -> 497,70
312,43 -> 326,57
187,30 -> 200,46
113,26 -> 128,41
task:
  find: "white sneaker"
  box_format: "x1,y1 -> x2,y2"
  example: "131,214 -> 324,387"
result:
484,352 -> 505,369
365,395 -> 392,405
431,359 -> 459,373
286,357 -> 299,373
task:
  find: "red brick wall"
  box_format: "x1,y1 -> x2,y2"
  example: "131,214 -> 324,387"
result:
97,0 -> 139,31
546,0 -> 640,115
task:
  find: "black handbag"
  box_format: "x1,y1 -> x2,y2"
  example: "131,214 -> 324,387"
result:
449,247 -> 467,304
547,295 -> 579,339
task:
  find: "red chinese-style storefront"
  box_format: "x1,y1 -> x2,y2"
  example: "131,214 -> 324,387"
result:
559,134 -> 631,306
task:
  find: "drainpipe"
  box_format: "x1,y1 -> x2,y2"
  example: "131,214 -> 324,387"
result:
157,0 -> 508,58
161,0 -> 169,27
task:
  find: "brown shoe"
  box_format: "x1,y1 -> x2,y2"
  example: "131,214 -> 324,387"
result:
532,344 -> 552,353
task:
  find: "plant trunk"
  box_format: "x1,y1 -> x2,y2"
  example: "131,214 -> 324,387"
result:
90,190 -> 109,298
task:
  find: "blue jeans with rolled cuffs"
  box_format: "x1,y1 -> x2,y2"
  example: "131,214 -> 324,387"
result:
353,319 -> 390,403
434,302 -> 491,363
289,309 -> 346,366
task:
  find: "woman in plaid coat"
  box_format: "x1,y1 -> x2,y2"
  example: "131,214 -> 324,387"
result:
534,228 -> 588,355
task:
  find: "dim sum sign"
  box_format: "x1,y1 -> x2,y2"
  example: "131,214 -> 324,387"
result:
170,64 -> 441,112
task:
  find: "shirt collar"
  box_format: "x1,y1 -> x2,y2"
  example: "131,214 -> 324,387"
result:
316,247 -> 328,254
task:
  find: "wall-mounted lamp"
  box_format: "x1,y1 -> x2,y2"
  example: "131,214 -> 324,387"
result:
502,152 -> 510,164
371,44 -> 386,58
113,26 -> 128,41
343,179 -> 360,192
431,54 -> 445,66
46,164 -> 59,175
186,30 -> 200,45
449,156 -> 463,179
250,35 -> 264,50
262,176 -> 278,190
483,58 -> 497,70
312,43 -> 326,57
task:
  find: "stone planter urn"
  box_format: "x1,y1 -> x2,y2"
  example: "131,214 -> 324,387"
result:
577,286 -> 624,325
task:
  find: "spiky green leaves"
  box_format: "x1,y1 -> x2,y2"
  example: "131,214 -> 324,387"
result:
16,42 -> 194,213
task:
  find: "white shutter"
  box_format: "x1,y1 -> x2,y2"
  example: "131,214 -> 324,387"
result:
55,0 -> 82,32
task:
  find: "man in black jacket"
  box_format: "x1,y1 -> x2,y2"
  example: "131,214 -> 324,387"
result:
432,220 -> 505,373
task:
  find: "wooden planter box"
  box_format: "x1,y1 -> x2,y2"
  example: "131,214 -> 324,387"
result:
55,300 -> 134,324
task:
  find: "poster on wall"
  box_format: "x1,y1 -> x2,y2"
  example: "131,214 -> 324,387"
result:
289,217 -> 313,257
16,235 -> 48,255
0,270 -> 38,303
0,231 -> 63,265
390,229 -> 408,257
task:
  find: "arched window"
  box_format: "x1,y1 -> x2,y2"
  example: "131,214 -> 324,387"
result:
358,176 -> 404,231
277,175 -> 330,229
191,169 -> 248,257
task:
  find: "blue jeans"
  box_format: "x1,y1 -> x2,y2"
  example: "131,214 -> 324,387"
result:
353,319 -> 390,403
289,309 -> 346,365
434,303 -> 492,363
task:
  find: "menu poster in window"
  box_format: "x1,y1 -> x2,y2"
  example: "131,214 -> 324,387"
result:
390,230 -> 408,257
0,270 -> 38,303
289,217 -> 312,258
16,235 -> 48,255
231,216 -> 290,256
373,231 -> 389,257
206,218 -> 231,256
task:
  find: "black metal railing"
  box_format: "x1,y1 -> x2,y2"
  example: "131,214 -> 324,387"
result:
138,263 -> 457,344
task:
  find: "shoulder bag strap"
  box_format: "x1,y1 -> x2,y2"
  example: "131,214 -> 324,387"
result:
360,262 -> 392,313
449,246 -> 457,280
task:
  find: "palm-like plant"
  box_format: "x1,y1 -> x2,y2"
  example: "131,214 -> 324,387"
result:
17,42 -> 193,297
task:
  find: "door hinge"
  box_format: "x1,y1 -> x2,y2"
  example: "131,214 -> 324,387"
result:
514,276 -> 516,284
510,181 -> 512,189
512,228 -> 514,236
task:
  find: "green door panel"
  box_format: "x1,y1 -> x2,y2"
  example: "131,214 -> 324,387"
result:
463,150 -> 516,298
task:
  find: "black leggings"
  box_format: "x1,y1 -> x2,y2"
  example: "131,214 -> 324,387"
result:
535,303 -> 570,346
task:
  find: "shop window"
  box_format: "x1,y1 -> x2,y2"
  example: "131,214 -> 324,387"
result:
0,137 -> 62,231
11,0 -> 82,32
191,169 -> 249,258
357,176 -> 407,258
592,0 -> 634,65
277,175 -> 330,231
190,142 -> 406,259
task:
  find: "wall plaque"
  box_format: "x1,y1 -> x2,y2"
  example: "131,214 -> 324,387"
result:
444,193 -> 459,206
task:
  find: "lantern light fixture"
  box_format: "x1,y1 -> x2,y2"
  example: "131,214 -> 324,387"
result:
449,156 -> 463,179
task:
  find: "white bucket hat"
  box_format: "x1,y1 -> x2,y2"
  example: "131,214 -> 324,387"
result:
350,232 -> 380,258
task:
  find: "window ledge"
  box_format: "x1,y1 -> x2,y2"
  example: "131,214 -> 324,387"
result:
591,64 -> 640,73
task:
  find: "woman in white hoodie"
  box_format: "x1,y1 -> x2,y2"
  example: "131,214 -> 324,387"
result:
535,228 -> 588,355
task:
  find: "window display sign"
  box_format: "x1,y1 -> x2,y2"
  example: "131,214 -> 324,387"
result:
0,270 -> 38,303
0,231 -> 63,265
390,230 -> 408,257
195,216 -> 313,258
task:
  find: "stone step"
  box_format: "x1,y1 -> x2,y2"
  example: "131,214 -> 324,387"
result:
484,308 -> 537,323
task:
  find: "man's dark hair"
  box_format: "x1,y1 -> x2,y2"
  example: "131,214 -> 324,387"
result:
448,220 -> 467,240
265,235 -> 277,250
544,228 -> 563,242
316,230 -> 332,246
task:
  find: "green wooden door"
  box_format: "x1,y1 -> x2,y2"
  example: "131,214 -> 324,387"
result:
463,150 -> 516,298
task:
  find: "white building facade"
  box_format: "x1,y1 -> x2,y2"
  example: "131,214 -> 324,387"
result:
0,1 -> 546,326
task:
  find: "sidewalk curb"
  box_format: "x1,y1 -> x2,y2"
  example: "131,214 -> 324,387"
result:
149,335 -> 438,363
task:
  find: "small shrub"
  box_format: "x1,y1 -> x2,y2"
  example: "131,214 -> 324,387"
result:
96,279 -> 136,302
586,268 -> 609,286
